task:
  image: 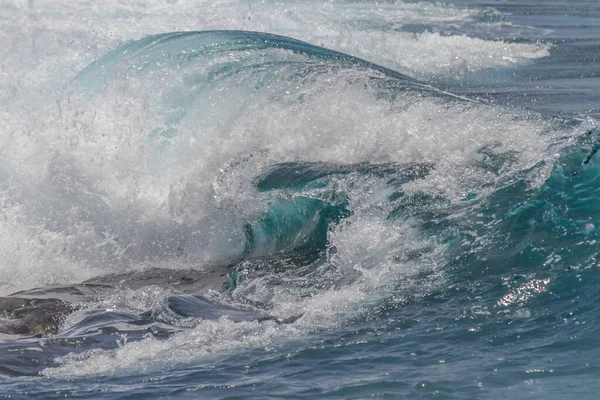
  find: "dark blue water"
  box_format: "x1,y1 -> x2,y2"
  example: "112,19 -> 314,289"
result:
1,0 -> 600,398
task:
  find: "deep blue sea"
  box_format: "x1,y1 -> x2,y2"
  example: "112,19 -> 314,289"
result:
1,0 -> 600,398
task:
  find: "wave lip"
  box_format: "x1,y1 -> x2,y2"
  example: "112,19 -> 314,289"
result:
76,30 -> 421,85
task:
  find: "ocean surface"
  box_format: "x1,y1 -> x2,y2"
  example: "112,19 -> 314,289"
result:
1,0 -> 600,398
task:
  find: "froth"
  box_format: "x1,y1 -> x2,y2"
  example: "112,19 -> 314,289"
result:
41,215 -> 447,378
0,46 -> 561,294
0,0 -> 570,378
0,0 -> 550,98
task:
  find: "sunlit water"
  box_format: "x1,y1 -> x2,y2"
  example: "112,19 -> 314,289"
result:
1,0 -> 600,398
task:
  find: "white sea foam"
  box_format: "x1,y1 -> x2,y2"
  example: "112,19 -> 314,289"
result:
0,0 -> 567,377
43,217 -> 442,378
38,83 -> 564,378
0,50 -> 560,296
338,31 -> 550,78
0,0 -> 549,96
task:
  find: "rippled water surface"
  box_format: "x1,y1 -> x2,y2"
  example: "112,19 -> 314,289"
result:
1,0 -> 600,398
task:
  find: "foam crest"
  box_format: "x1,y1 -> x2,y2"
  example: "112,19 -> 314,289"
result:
0,31 -> 561,294
337,31 -> 550,79
0,0 -> 550,99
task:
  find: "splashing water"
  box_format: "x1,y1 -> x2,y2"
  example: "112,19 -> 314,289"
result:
1,1 -> 600,398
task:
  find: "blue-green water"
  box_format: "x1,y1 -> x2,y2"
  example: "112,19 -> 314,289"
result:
1,0 -> 600,398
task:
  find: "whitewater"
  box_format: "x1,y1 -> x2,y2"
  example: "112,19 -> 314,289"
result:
1,0 -> 600,398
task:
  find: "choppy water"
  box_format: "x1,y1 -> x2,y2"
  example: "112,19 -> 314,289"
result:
1,0 -> 600,398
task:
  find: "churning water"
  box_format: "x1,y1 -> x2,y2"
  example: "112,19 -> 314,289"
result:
1,0 -> 600,398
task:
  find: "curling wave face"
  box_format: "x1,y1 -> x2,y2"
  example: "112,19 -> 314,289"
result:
0,30 -> 599,382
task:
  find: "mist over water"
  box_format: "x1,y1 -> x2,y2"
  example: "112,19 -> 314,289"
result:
1,0 -> 600,398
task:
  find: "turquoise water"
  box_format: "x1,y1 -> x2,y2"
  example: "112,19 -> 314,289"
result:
1,0 -> 600,398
